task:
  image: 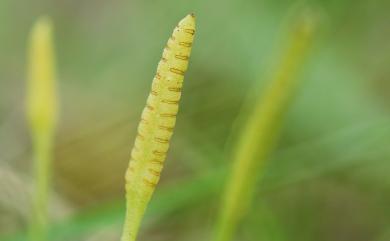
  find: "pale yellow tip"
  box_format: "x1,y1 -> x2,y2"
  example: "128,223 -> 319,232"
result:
31,16 -> 53,39
27,15 -> 58,132
179,13 -> 196,29
295,9 -> 318,37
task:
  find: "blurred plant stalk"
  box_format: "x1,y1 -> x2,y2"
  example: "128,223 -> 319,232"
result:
213,11 -> 317,241
26,17 -> 58,241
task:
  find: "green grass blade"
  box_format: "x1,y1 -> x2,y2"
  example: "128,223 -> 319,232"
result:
212,11 -> 317,241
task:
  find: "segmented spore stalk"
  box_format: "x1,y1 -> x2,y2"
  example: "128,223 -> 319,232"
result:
121,14 -> 196,241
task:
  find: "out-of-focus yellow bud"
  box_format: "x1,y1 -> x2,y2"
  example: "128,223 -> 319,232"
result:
27,16 -> 58,135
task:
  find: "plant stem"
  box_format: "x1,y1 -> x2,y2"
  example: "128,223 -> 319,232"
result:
27,16 -> 58,241
213,11 -> 317,241
29,134 -> 53,241
120,14 -> 196,241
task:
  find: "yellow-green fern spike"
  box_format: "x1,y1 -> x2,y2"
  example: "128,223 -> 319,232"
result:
212,12 -> 317,241
121,13 -> 196,241
27,16 -> 58,241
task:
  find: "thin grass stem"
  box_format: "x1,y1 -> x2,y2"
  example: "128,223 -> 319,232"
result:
213,11 -> 317,241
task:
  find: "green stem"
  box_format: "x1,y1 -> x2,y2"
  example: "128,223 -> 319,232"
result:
213,12 -> 317,241
29,132 -> 54,241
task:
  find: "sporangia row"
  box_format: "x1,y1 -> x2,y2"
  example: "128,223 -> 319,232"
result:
121,14 -> 196,241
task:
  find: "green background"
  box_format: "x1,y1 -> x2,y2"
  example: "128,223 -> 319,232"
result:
0,0 -> 389,240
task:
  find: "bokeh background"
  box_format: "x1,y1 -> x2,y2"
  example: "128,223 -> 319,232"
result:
1,0 -> 389,241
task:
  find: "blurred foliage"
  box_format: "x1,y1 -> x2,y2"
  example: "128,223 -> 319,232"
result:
0,0 -> 389,241
213,11 -> 317,241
